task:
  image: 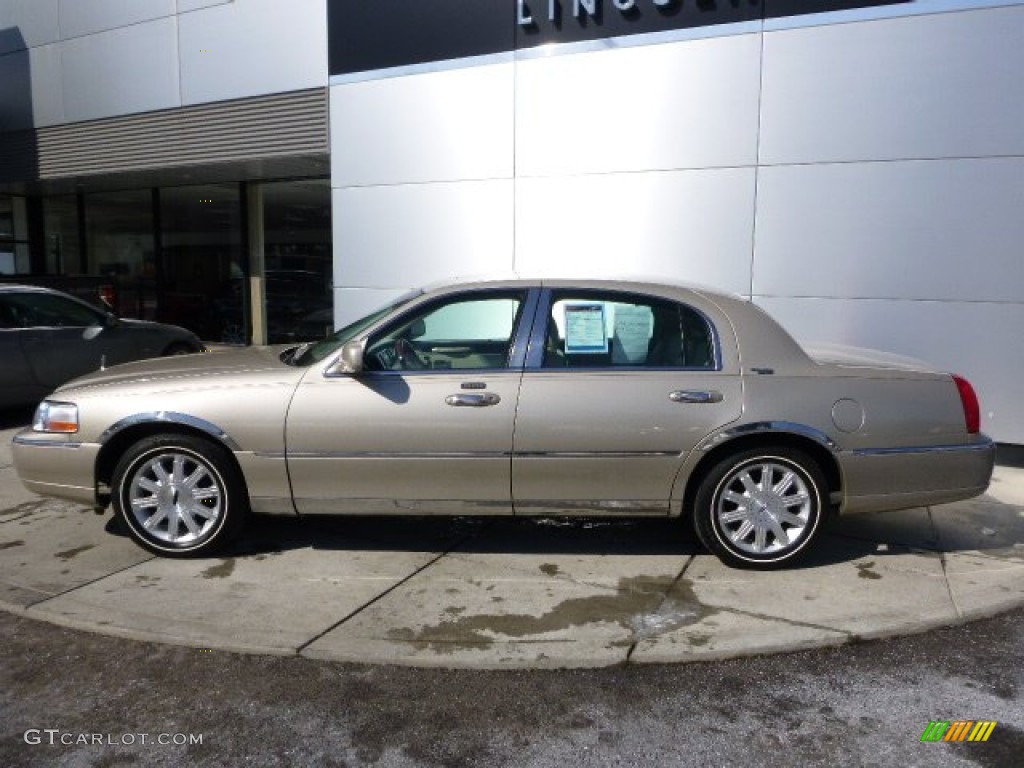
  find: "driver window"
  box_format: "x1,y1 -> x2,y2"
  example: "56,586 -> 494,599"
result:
4,292 -> 102,328
364,292 -> 525,371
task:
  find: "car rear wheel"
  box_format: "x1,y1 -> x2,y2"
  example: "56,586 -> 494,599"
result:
112,434 -> 247,557
692,447 -> 825,569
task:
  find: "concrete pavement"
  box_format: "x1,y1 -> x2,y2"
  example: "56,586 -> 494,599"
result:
1,422 -> 1022,669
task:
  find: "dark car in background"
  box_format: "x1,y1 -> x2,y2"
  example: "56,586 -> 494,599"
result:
0,284 -> 204,409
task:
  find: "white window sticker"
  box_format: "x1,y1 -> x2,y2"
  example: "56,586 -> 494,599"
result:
564,303 -> 607,354
612,304 -> 653,364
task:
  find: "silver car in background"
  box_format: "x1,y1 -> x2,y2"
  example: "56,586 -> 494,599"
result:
11,278 -> 994,569
1,284 -> 204,409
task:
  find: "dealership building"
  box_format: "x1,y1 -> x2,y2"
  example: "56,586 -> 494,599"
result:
1,0 -> 1021,443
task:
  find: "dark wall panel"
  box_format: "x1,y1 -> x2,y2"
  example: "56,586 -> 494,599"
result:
328,0 -> 913,77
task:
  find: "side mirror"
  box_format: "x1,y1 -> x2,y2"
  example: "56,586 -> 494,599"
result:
104,312 -> 120,328
333,340 -> 365,375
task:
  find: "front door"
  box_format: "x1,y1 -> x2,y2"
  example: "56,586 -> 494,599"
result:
512,288 -> 742,515
286,289 -> 533,515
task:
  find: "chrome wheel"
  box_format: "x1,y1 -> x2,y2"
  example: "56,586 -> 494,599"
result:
714,461 -> 812,556
113,434 -> 246,557
693,447 -> 826,569
128,451 -> 223,545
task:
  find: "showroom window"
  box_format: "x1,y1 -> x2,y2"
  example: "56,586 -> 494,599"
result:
160,184 -> 245,343
0,195 -> 30,275
261,180 -> 333,343
42,196 -> 82,276
84,190 -> 157,320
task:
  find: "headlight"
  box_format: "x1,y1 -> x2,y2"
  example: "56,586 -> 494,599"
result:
32,401 -> 79,433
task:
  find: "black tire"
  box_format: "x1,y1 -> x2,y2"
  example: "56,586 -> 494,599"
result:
162,342 -> 198,356
692,447 -> 826,570
112,434 -> 247,557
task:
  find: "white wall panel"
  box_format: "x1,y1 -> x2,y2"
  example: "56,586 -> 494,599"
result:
753,158 -> 1024,303
331,62 -> 513,187
59,0 -> 175,39
515,34 -> 761,177
179,0 -> 326,106
333,287 -> 415,331
332,181 -> 514,290
27,42 -> 63,127
760,6 -> 1024,164
176,0 -> 232,12
514,168 -> 755,295
754,296 -> 1024,444
0,0 -> 59,53
60,17 -> 179,122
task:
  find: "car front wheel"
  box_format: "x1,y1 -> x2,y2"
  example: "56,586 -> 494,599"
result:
112,434 -> 246,557
693,447 -> 825,569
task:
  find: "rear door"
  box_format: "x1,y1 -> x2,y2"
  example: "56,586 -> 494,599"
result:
512,287 -> 742,515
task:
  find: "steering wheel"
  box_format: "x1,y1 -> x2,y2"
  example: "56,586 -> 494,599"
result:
394,338 -> 427,370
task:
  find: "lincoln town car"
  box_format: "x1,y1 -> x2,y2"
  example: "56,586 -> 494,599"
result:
11,278 -> 995,568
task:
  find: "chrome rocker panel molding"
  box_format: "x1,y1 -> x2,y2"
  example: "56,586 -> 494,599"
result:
850,439 -> 995,457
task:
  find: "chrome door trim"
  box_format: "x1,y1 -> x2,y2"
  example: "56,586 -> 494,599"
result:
282,450 -> 512,459
514,450 -> 680,458
273,449 -> 680,460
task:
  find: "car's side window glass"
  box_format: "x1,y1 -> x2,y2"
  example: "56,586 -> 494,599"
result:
365,292 -> 525,372
4,293 -> 102,328
543,292 -> 716,370
0,298 -> 21,329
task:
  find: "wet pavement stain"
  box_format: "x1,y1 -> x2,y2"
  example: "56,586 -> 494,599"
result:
856,561 -> 883,580
386,575 -> 715,652
201,559 -> 236,579
0,500 -> 49,516
0,500 -> 51,523
0,540 -> 25,550
55,545 -> 94,561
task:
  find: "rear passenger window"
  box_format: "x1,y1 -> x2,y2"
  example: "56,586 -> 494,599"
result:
543,292 -> 716,370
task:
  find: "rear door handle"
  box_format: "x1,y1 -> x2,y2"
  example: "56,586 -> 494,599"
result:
669,390 -> 723,404
446,393 -> 501,407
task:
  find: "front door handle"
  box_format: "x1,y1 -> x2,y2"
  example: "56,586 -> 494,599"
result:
669,390 -> 723,404
446,392 -> 501,407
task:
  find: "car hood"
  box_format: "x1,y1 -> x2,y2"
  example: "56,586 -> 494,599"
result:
53,345 -> 300,396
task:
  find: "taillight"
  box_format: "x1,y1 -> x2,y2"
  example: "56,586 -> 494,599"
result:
99,283 -> 116,310
952,374 -> 980,434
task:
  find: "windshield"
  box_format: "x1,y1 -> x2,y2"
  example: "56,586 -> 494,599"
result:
290,290 -> 423,367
